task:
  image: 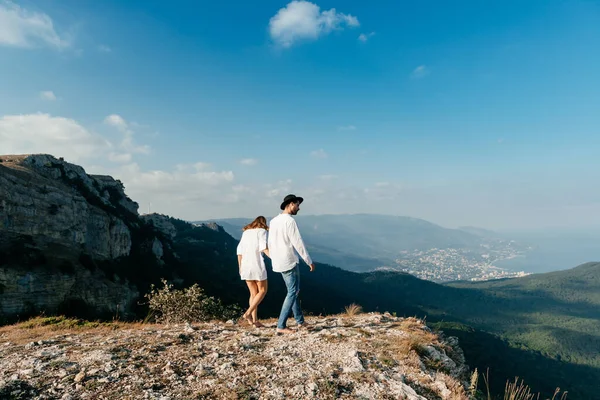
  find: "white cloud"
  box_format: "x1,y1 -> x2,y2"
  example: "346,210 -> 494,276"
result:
0,1 -> 70,49
113,162 -> 237,214
39,90 -> 57,101
265,179 -> 293,198
240,158 -> 258,166
108,152 -> 132,164
310,148 -> 328,159
358,32 -> 375,42
104,114 -> 128,131
104,114 -> 150,155
269,0 -> 359,48
98,44 -> 111,53
175,162 -> 213,172
337,125 -> 356,131
0,113 -> 110,162
411,65 -> 430,79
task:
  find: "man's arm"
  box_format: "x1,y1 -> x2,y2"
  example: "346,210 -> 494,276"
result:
288,219 -> 315,271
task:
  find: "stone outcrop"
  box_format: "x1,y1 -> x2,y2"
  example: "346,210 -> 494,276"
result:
0,154 -> 159,319
141,213 -> 178,239
0,313 -> 474,399
0,154 -> 136,260
0,266 -> 138,320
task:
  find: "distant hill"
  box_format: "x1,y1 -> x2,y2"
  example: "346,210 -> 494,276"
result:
458,226 -> 504,238
439,262 -> 600,397
446,262 -> 600,359
198,214 -> 489,271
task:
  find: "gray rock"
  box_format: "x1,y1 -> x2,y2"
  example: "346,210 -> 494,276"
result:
0,154 -> 143,318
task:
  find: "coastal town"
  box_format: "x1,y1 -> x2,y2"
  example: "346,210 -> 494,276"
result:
389,243 -> 531,282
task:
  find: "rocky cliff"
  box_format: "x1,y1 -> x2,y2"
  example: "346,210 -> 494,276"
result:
0,313 -> 474,400
0,154 -> 248,323
1,154 -> 137,260
0,154 -> 171,320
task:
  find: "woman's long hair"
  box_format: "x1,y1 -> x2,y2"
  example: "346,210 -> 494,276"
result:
243,216 -> 268,231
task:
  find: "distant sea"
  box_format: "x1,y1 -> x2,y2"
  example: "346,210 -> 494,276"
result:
495,230 -> 599,273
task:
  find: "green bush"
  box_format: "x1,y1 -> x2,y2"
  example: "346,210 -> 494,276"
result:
144,279 -> 241,324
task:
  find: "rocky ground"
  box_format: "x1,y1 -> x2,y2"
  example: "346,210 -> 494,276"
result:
0,313 -> 473,400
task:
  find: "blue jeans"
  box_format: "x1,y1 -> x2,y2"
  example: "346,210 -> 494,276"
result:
277,265 -> 304,329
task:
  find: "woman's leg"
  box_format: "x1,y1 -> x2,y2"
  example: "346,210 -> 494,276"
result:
244,281 -> 258,324
250,280 -> 268,326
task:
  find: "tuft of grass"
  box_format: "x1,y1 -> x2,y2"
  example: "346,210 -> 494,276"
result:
479,369 -> 568,400
502,377 -> 537,400
551,388 -> 568,400
344,303 -> 363,317
19,316 -> 103,330
377,353 -> 397,368
469,368 -> 479,398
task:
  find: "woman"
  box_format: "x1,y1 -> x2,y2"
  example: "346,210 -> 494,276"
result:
236,216 -> 270,327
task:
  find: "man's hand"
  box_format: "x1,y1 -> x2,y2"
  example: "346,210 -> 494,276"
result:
309,263 -> 316,272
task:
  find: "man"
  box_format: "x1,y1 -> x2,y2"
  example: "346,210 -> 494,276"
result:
268,194 -> 316,334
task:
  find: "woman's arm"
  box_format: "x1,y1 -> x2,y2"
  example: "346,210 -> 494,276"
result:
262,248 -> 270,258
237,255 -> 242,269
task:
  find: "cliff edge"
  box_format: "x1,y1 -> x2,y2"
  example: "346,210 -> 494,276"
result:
0,313 -> 472,400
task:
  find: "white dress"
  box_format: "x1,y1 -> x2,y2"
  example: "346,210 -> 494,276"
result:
236,228 -> 268,281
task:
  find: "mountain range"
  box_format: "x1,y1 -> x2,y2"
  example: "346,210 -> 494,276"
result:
199,214 -> 512,272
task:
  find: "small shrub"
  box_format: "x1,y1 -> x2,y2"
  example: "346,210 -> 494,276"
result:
344,303 -> 363,317
144,279 -> 241,324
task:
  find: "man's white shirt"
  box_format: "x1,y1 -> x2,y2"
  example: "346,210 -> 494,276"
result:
268,213 -> 312,273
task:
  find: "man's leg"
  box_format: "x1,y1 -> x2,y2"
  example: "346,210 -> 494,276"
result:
289,266 -> 304,325
277,267 -> 299,330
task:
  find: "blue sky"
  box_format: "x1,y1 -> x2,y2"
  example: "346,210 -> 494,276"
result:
1,0 -> 599,230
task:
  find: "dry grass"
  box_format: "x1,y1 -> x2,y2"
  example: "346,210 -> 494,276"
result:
550,388 -> 568,400
344,303 -> 363,317
500,377 -> 567,400
0,315 -> 160,345
479,369 -> 568,400
384,332 -> 431,362
502,378 -> 538,400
